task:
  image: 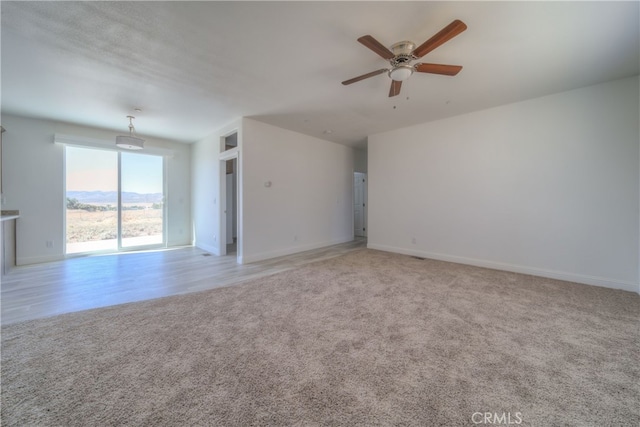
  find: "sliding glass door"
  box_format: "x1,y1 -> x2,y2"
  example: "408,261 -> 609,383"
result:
66,147 -> 118,253
120,152 -> 164,248
66,146 -> 165,254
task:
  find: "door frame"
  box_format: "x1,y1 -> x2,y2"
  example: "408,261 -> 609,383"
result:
219,146 -> 241,262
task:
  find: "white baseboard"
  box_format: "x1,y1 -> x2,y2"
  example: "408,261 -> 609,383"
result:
241,237 -> 353,264
367,243 -> 640,294
167,238 -> 193,247
194,242 -> 219,256
17,254 -> 64,266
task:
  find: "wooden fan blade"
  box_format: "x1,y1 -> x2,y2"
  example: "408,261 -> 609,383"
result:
389,80 -> 402,97
358,35 -> 394,60
415,63 -> 463,76
342,69 -> 388,85
412,19 -> 467,58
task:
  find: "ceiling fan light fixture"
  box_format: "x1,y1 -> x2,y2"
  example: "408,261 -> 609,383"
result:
389,65 -> 414,82
342,19 -> 466,96
116,115 -> 144,150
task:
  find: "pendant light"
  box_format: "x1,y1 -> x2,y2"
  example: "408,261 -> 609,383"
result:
116,115 -> 144,150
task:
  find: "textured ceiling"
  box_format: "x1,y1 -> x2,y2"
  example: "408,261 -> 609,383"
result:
1,1 -> 638,149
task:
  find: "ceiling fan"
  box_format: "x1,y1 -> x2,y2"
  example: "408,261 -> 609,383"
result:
342,20 -> 467,97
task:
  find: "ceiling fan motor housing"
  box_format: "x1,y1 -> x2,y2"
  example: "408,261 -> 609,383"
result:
390,41 -> 417,64
389,41 -> 416,80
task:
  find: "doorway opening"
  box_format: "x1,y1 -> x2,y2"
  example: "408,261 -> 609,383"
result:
225,158 -> 238,254
219,130 -> 240,261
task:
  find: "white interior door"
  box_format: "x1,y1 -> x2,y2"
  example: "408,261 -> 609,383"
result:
354,172 -> 366,237
226,172 -> 234,244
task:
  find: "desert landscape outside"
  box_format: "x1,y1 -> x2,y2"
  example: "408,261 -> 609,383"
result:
66,195 -> 164,253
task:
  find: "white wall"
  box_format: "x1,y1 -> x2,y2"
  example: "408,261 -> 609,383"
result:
368,76 -> 640,293
191,120 -> 240,255
1,114 -> 192,265
241,118 -> 354,263
191,131 -> 220,254
354,148 -> 367,173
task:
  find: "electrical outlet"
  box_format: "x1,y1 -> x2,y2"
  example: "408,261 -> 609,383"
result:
294,235 -> 298,242
411,237 -> 417,244
46,240 -> 54,248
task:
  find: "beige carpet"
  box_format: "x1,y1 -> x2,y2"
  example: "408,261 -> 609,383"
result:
2,249 -> 639,426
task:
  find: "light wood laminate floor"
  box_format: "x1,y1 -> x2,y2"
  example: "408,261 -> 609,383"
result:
1,239 -> 366,325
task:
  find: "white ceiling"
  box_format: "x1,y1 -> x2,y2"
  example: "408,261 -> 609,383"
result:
1,1 -> 638,149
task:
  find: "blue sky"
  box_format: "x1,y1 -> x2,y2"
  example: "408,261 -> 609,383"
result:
66,146 -> 163,194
